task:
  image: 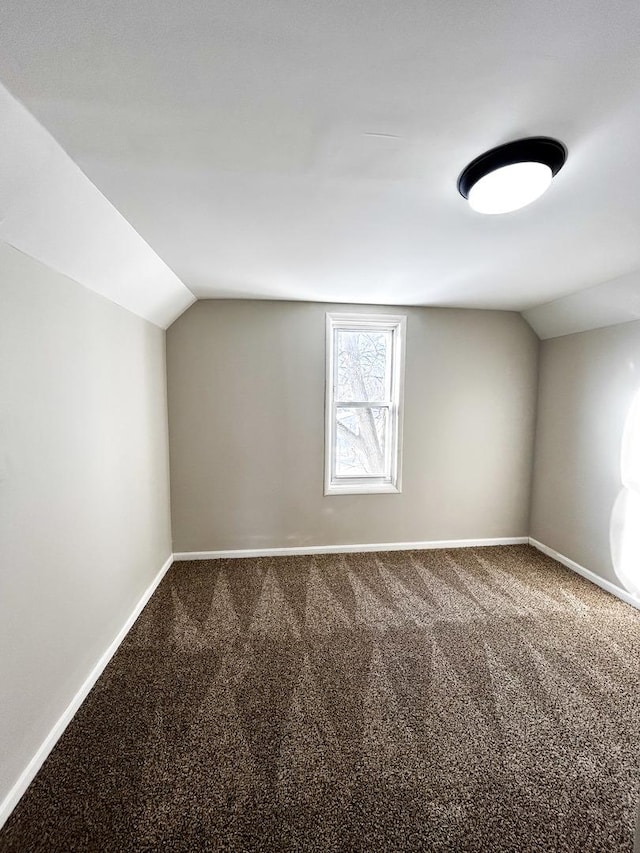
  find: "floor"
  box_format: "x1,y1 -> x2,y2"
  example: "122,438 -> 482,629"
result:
1,545 -> 640,852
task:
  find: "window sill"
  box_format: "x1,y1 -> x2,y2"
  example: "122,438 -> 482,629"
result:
324,482 -> 401,496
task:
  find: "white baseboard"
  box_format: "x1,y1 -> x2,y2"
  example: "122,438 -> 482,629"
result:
173,537 -> 529,561
0,553 -> 174,832
529,538 -> 640,611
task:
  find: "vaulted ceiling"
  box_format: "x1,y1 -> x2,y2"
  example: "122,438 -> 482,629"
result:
1,1 -> 639,333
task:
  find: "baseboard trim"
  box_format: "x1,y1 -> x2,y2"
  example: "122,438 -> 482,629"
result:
529,538 -> 640,611
173,537 -> 529,561
0,553 -> 174,831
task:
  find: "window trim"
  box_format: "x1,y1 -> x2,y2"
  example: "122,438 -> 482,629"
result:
324,312 -> 406,495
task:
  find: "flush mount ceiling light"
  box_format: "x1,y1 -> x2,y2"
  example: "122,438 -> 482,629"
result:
458,137 -> 567,215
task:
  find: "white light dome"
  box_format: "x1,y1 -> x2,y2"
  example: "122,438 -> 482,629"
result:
468,162 -> 552,215
457,137 -> 567,216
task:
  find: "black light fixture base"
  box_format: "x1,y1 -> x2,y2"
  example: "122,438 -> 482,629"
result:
458,137 -> 567,199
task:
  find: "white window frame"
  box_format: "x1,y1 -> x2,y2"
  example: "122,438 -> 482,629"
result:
325,312 -> 406,495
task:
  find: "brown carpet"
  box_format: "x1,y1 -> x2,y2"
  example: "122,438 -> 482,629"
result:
2,545 -> 640,852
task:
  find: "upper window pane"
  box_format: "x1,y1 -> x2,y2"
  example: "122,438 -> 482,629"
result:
335,329 -> 392,402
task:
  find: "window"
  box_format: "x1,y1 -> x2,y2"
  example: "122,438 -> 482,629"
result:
611,387 -> 640,596
325,313 -> 406,495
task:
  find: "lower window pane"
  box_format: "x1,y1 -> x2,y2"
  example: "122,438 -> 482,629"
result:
335,407 -> 389,477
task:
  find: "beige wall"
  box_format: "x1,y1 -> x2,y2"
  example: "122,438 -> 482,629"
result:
0,244 -> 172,808
167,300 -> 539,552
530,319 -> 640,590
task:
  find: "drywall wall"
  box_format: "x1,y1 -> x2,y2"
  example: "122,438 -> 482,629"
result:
167,300 -> 539,552
530,319 -> 640,593
0,244 -> 172,811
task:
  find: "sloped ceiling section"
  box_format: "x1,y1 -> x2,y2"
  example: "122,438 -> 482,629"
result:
523,269 -> 640,339
0,84 -> 194,328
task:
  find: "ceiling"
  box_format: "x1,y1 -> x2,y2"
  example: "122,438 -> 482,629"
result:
1,0 -> 640,323
0,85 -> 194,327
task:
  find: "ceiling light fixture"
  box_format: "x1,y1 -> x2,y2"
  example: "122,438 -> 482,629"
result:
457,137 -> 567,215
